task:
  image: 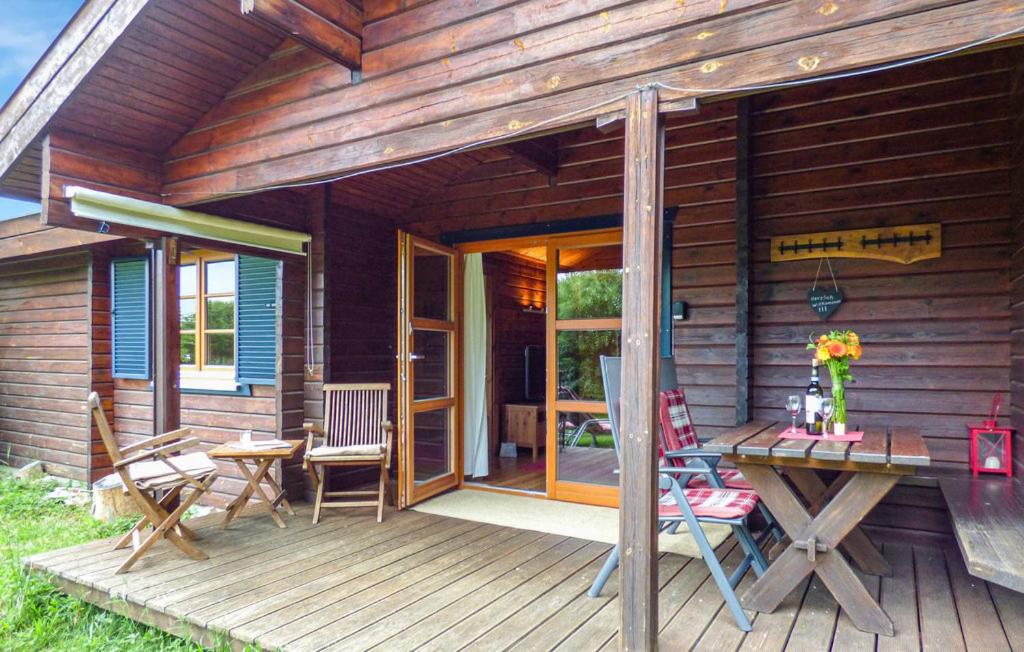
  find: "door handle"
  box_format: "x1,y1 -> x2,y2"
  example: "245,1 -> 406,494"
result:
409,353 -> 425,360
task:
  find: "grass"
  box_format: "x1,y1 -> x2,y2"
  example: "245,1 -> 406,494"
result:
0,469 -> 237,651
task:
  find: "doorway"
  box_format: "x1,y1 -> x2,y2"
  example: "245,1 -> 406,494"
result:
396,229 -> 623,508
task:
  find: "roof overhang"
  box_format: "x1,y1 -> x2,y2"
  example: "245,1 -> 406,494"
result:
66,186 -> 311,256
0,0 -> 151,188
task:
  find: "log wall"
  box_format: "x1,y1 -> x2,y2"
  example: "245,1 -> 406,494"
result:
749,51 -> 1014,480
0,250 -> 92,480
1010,57 -> 1024,477
159,0 -> 1024,203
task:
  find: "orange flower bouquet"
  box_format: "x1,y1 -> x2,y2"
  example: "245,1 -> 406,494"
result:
807,330 -> 862,433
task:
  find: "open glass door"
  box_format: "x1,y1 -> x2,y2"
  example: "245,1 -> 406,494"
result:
546,231 -> 623,507
396,232 -> 461,508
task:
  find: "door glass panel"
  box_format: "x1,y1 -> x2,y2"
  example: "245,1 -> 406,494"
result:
556,244 -> 623,320
413,246 -> 450,320
413,329 -> 449,400
414,408 -> 451,483
557,330 -> 621,402
556,409 -> 617,486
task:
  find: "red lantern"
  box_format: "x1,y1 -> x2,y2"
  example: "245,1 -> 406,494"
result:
967,395 -> 1013,477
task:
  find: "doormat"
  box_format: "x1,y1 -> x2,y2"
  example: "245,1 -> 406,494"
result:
411,489 -> 731,559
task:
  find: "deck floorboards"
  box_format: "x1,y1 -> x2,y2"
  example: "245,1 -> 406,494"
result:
23,503 -> 1019,651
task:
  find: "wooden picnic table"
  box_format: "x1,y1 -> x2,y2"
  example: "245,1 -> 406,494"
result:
705,420 -> 930,636
208,440 -> 304,529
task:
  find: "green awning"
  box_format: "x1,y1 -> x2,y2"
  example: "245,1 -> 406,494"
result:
66,186 -> 311,256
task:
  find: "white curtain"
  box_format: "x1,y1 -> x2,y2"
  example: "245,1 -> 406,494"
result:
463,253 -> 490,478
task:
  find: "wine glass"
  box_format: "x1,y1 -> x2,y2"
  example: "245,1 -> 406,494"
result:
821,398 -> 835,438
786,395 -> 801,434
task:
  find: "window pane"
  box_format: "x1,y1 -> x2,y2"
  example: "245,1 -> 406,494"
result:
556,409 -> 617,486
180,299 -> 196,330
179,264 -> 197,297
557,330 -> 621,402
413,246 -> 449,321
206,297 -> 235,329
556,244 -> 623,320
412,329 -> 448,401
414,408 -> 451,483
206,259 -> 236,295
180,333 -> 196,365
206,333 -> 234,366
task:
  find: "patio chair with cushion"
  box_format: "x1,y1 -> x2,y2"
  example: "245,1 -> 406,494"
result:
587,357 -> 769,632
660,388 -> 783,541
87,392 -> 219,574
303,383 -> 393,524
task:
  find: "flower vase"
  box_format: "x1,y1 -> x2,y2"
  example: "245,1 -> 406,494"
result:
829,367 -> 847,436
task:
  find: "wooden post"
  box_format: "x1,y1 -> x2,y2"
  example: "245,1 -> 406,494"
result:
152,236 -> 180,435
735,97 -> 752,425
619,86 -> 664,651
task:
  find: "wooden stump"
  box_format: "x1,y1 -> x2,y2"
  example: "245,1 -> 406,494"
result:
91,477 -> 136,522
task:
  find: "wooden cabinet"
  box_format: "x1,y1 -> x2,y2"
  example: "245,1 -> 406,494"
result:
504,403 -> 547,461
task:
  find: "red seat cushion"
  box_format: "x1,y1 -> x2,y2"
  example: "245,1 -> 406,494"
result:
687,468 -> 753,491
659,488 -> 759,520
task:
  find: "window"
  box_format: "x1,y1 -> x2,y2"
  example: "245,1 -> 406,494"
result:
180,251 -> 237,391
110,249 -> 279,392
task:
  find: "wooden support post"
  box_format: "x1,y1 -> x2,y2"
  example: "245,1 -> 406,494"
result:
735,97 -> 752,425
619,86 -> 664,651
152,236 -> 180,435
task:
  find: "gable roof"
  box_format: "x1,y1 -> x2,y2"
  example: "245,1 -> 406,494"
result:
0,0 -> 284,202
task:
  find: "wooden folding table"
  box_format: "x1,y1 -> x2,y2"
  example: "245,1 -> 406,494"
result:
705,421 -> 930,636
208,440 -> 304,529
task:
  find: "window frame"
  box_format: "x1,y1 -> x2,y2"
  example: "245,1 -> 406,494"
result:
179,250 -> 238,388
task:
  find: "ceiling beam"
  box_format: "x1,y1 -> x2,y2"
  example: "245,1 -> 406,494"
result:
241,0 -> 362,71
504,136 -> 559,181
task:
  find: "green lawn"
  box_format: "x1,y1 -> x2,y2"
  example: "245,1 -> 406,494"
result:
0,470 -> 236,651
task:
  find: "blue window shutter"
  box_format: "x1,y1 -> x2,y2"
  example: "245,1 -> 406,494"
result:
236,255 -> 280,385
111,257 -> 151,380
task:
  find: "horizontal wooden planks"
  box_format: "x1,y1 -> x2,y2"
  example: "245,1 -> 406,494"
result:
23,505 -> 1020,650
159,0 -> 1024,202
748,48 -> 1013,470
0,251 -> 92,480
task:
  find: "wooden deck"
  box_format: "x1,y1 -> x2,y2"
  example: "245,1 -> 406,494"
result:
24,503 -> 1024,651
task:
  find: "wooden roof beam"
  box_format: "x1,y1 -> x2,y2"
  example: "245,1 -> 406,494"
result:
504,136 -> 559,182
241,0 -> 362,72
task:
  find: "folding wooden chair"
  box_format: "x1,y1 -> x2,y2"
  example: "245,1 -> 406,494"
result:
303,383 -> 393,524
87,392 -> 218,574
587,357 -> 769,631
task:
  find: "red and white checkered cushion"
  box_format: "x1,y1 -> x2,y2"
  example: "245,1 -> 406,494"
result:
659,389 -> 699,452
659,488 -> 759,520
687,468 -> 753,491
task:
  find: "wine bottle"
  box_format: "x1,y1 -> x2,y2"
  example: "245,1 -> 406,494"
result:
805,359 -> 824,435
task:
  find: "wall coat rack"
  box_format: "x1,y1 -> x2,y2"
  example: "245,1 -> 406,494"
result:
770,223 -> 942,264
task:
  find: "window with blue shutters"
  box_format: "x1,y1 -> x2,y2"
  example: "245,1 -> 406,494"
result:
111,257 -> 151,380
235,254 -> 280,385
111,250 -> 280,391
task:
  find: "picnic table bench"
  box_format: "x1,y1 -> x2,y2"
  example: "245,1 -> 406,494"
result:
939,474 -> 1024,594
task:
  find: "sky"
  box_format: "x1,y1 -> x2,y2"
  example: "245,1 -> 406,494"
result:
0,0 -> 84,220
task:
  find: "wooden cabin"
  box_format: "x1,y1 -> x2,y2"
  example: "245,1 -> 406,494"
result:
2,0 -> 1024,648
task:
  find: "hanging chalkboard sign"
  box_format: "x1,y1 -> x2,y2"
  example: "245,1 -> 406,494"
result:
808,287 -> 844,320
807,256 -> 843,320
